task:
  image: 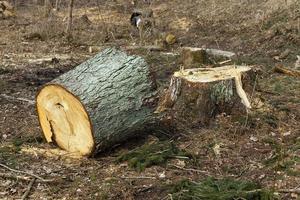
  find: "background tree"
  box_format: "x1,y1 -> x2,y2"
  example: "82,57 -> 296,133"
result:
66,0 -> 74,39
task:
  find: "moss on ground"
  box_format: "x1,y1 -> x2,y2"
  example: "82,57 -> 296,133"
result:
116,141 -> 192,172
169,178 -> 276,200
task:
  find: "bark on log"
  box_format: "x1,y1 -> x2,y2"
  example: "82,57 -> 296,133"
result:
36,48 -> 157,156
156,65 -> 254,127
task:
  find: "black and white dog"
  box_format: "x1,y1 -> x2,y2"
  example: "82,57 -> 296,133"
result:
130,11 -> 143,28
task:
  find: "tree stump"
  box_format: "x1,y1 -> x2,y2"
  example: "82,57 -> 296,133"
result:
36,48 -> 157,156
156,65 -> 254,127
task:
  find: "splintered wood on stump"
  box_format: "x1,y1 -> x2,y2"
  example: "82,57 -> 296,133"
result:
36,48 -> 157,156
156,65 -> 253,127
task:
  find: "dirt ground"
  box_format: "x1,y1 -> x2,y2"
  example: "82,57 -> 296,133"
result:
0,0 -> 299,199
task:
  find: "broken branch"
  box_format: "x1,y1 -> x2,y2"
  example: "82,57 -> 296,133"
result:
0,163 -> 53,182
21,178 -> 36,200
274,66 -> 300,77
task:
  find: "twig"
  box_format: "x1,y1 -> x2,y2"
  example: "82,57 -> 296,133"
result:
119,175 -> 156,180
0,163 -> 51,182
0,172 -> 56,183
169,156 -> 190,160
0,94 -> 35,105
274,66 -> 300,77
256,88 -> 280,96
0,172 -> 32,181
218,59 -> 232,65
245,188 -> 300,194
134,185 -> 154,193
279,189 -> 300,194
21,178 -> 36,200
124,45 -> 163,51
169,164 -> 211,175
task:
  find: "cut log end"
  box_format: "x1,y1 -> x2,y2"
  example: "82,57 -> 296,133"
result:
36,84 -> 94,156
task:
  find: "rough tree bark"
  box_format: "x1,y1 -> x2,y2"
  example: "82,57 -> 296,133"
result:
36,48 -> 158,156
36,48 -> 254,157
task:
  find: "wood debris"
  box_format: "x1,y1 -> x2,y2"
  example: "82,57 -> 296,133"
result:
274,65 -> 300,77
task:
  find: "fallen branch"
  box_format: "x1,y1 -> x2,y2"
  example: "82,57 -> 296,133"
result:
205,48 -> 236,58
119,175 -> 156,180
0,94 -> 35,105
0,172 -> 32,181
218,59 -> 232,65
279,189 -> 300,194
0,172 -> 57,183
21,178 -> 36,200
124,45 -> 163,51
274,66 -> 300,77
0,163 -> 52,182
169,164 -> 211,175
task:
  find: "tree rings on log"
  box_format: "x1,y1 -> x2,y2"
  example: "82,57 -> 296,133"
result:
156,65 -> 253,127
36,48 -> 157,156
37,85 -> 94,156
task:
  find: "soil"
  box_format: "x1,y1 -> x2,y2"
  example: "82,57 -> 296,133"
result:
0,0 -> 299,199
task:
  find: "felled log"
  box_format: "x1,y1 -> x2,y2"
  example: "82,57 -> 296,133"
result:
36,48 -> 253,156
156,65 -> 253,126
36,48 -> 158,156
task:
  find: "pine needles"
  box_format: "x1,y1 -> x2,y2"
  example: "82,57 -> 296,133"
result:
170,178 -> 276,200
116,141 -> 192,172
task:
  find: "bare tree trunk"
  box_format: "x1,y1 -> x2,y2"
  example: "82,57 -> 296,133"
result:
55,0 -> 60,11
44,0 -> 53,17
66,0 -> 74,38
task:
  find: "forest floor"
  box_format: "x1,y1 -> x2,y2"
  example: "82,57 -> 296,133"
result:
0,0 -> 299,199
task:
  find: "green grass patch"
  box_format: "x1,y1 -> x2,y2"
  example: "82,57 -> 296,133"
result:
263,138 -> 299,175
169,178 -> 276,200
116,141 -> 192,172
